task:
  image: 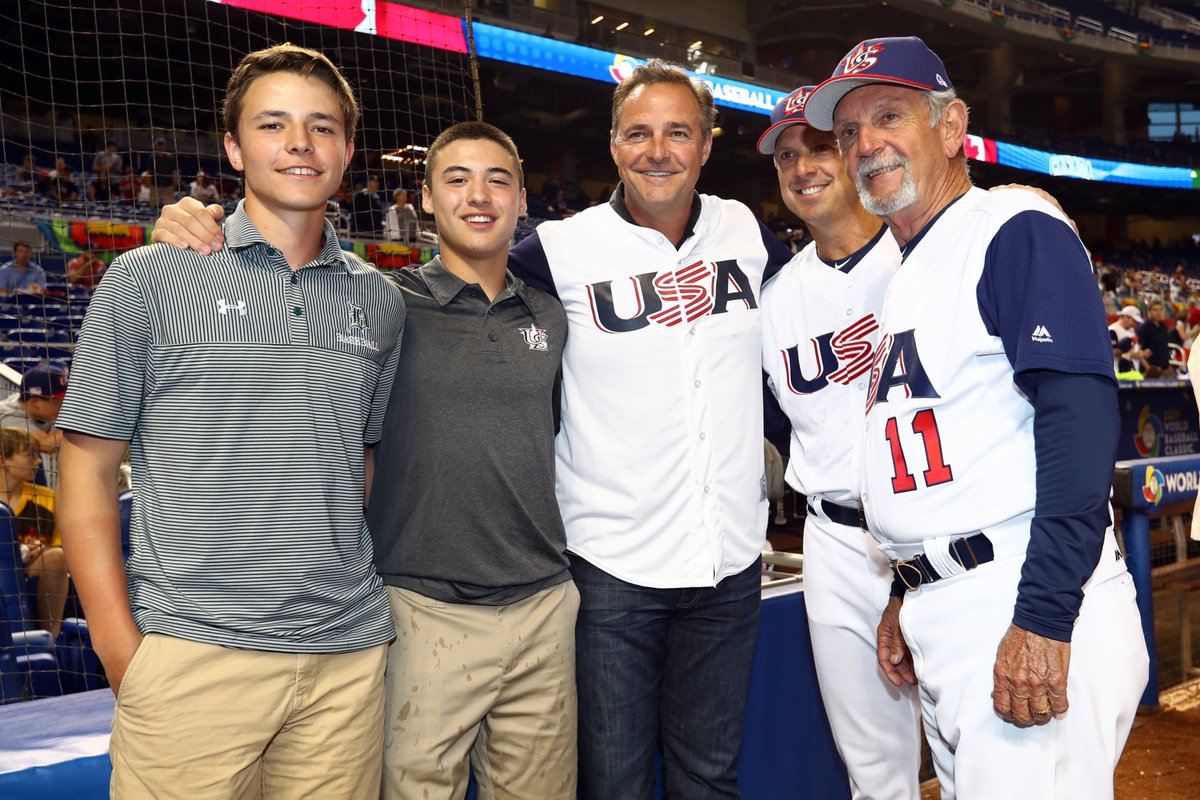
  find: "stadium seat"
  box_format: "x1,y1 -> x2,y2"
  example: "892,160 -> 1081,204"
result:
0,504 -> 61,701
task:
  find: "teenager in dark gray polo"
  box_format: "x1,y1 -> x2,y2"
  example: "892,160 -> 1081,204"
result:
368,122 -> 575,800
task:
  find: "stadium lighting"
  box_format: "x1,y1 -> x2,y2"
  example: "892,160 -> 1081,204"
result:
382,145 -> 430,166
615,21 -> 629,31
690,40 -> 703,49
591,15 -> 604,24
644,28 -> 655,35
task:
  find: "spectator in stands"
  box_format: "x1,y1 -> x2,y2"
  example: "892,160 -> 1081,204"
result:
0,364 -> 68,488
135,170 -> 153,204
1137,299 -> 1174,377
91,140 -> 122,187
88,166 -> 115,202
66,246 -> 107,289
17,153 -> 44,195
0,241 -> 47,296
1,427 -> 68,638
1113,334 -> 1148,380
59,43 -> 400,799
382,187 -> 418,242
1100,272 -> 1121,314
189,170 -> 219,202
48,158 -> 79,203
146,136 -> 179,207
1109,305 -> 1142,342
351,175 -> 386,237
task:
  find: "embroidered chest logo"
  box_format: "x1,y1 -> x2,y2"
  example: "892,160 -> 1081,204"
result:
346,302 -> 370,336
519,324 -> 549,351
337,301 -> 380,351
217,298 -> 246,316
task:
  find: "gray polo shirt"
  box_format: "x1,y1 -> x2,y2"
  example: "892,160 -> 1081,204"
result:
367,257 -> 569,604
58,202 -> 404,653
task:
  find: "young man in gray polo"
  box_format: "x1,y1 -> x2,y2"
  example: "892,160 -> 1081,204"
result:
57,44 -> 404,799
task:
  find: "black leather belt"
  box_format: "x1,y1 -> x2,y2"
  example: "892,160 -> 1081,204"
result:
890,533 -> 996,591
811,499 -> 867,530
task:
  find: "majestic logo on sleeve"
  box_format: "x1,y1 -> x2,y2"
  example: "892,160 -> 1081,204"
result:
587,259 -> 757,334
840,42 -> 885,75
780,314 -> 879,394
864,329 -> 940,413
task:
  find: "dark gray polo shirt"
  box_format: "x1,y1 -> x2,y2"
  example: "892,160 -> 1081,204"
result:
58,202 -> 404,652
367,256 -> 569,604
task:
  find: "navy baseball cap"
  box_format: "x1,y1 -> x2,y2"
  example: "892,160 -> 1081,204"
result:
20,364 -> 68,400
756,86 -> 817,155
804,37 -> 953,131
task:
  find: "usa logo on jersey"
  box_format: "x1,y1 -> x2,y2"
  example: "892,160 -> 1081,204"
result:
586,259 -> 757,334
865,329 -> 940,413
780,314 -> 878,394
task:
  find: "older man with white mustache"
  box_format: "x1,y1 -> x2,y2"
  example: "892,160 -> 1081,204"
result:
803,36 -> 1148,800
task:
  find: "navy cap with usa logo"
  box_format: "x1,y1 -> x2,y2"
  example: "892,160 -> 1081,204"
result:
756,85 -> 816,156
804,36 -> 953,131
20,364 -> 69,401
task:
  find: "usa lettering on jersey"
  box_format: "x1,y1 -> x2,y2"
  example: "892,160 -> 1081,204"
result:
586,259 -> 757,334
779,313 -> 879,394
865,329 -> 940,414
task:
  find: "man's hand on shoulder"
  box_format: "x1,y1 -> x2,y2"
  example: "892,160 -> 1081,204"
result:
992,623 -> 1070,727
150,197 -> 227,254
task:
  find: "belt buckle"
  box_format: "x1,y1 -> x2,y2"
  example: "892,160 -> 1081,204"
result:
950,536 -> 980,572
858,506 -> 869,532
893,559 -> 924,591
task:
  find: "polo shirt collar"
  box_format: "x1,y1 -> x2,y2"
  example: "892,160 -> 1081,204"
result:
418,256 -> 531,310
608,183 -> 702,249
222,200 -> 352,272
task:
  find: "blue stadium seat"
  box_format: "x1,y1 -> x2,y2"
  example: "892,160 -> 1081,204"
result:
0,504 -> 61,701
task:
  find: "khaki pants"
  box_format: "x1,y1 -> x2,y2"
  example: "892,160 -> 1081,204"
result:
382,581 -> 579,800
110,634 -> 386,800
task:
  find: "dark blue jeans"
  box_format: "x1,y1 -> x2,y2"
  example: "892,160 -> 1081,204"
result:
570,555 -> 762,800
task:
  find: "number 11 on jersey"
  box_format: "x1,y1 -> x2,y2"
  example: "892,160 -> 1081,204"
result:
884,409 -> 954,494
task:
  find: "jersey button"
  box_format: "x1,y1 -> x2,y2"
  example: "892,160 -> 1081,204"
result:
293,306 -> 303,316
846,308 -> 853,316
703,485 -> 711,494
290,274 -> 299,285
694,380 -> 701,388
699,432 -> 706,441
266,246 -> 279,257
488,331 -> 498,342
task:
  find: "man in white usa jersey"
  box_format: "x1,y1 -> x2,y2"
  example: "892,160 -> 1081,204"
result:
805,36 -> 1148,799
757,86 -> 920,799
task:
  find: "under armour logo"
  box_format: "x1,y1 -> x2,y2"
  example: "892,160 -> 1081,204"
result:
217,299 -> 246,316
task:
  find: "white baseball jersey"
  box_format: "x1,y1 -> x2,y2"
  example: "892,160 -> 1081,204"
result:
763,224 -> 923,800
762,225 -> 898,507
510,192 -> 791,588
861,188 -> 1112,545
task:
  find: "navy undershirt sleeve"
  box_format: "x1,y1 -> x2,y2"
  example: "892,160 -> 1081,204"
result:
976,209 -> 1118,641
508,232 -> 558,299
758,221 -> 793,284
976,210 -> 1114,400
1013,371 -> 1118,641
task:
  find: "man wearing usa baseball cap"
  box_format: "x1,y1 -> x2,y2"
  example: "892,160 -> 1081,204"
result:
0,364 -> 69,486
756,82 -> 923,799
809,35 -> 1147,800
802,36 -> 953,132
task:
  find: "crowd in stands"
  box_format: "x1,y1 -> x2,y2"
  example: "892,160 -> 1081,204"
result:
1094,241 -> 1200,380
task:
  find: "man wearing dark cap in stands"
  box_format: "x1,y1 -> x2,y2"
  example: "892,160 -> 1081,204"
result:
145,136 -> 179,207
0,364 -> 68,486
804,35 -> 1147,799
